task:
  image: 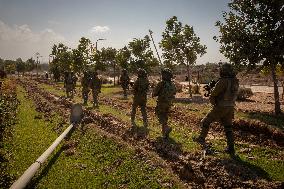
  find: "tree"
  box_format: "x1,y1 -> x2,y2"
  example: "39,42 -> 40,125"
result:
115,46 -> 131,70
128,35 -> 159,73
50,43 -> 73,81
15,58 -> 25,76
160,16 -> 207,97
26,57 -> 36,72
261,64 -> 284,100
101,47 -> 117,85
215,0 -> 284,115
73,37 -> 92,73
3,60 -> 16,74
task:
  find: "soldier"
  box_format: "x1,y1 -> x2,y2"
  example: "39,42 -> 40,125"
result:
89,71 -> 102,108
131,68 -> 149,127
119,69 -> 130,98
64,72 -> 77,98
152,68 -> 176,139
81,71 -> 90,105
194,63 -> 239,156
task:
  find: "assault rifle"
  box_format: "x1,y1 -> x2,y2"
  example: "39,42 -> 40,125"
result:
203,79 -> 219,97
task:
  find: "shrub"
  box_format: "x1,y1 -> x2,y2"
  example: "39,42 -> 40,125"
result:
237,87 -> 253,100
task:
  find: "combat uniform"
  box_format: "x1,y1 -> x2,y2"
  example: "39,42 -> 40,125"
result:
89,72 -> 102,108
153,68 -> 176,139
64,72 -> 77,98
81,72 -> 90,105
195,63 -> 239,155
120,69 -> 130,98
131,69 -> 149,127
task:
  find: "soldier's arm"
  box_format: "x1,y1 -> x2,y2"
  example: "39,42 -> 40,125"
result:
152,82 -> 162,97
209,79 -> 226,105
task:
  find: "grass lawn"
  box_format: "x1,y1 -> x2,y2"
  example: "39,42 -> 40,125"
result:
5,85 -> 183,188
37,81 -> 284,181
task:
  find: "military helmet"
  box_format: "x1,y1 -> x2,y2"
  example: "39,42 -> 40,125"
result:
161,68 -> 173,81
220,63 -> 236,78
137,68 -> 147,78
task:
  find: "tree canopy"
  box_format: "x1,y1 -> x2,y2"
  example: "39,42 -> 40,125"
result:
215,0 -> 284,114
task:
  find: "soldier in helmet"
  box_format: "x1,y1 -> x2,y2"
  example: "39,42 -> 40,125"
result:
81,71 -> 90,105
89,71 -> 102,108
152,68 -> 176,139
194,63 -> 239,156
64,72 -> 77,98
119,69 -> 130,98
131,68 -> 149,128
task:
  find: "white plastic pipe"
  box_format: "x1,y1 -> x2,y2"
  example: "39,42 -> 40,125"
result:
10,123 -> 74,189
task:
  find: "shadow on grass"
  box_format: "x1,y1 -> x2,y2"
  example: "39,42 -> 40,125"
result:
27,127 -> 76,188
221,155 -> 271,181
123,126 -> 149,140
246,111 -> 284,130
152,136 -> 183,161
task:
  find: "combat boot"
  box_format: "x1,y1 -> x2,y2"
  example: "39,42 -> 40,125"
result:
162,125 -> 172,139
224,129 -> 235,156
193,125 -> 209,145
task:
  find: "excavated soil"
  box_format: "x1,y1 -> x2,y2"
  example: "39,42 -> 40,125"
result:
17,78 -> 283,188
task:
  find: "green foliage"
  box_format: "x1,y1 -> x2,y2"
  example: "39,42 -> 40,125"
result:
215,0 -> 284,114
115,46 -> 131,70
49,43 -> 73,80
128,36 -> 159,72
215,0 -> 284,68
0,79 -> 19,188
237,87 -> 253,101
160,16 -> 207,68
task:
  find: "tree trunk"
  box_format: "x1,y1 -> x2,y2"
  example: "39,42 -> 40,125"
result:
187,61 -> 192,98
271,65 -> 282,115
113,62 -> 116,86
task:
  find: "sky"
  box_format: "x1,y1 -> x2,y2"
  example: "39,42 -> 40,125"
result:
0,0 -> 231,64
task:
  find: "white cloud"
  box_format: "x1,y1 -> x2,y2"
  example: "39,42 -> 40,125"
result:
0,20 -> 65,61
90,25 -> 110,33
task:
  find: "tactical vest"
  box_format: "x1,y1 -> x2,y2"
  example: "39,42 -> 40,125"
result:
217,78 -> 239,107
157,81 -> 176,102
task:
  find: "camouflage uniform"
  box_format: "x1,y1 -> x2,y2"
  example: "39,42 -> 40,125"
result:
64,72 -> 77,98
89,71 -> 102,108
131,69 -> 149,127
81,71 -> 90,105
195,63 -> 239,155
153,68 -> 176,139
120,69 -> 130,98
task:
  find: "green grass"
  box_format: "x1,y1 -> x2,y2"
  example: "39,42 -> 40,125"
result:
6,85 -> 183,188
37,80 -> 284,181
33,127 -> 182,188
5,86 -> 65,178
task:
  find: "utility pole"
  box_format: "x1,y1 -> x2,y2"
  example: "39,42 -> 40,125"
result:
95,38 -> 106,51
35,52 -> 40,77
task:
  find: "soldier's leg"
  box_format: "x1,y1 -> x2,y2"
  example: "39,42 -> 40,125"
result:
140,104 -> 148,127
123,87 -> 127,98
82,88 -> 88,105
92,90 -> 99,107
156,104 -> 171,139
161,113 -> 172,139
131,103 -> 138,127
222,108 -> 235,155
195,107 -> 218,143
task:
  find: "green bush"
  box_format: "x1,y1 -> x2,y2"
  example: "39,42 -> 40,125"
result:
237,87 -> 253,100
